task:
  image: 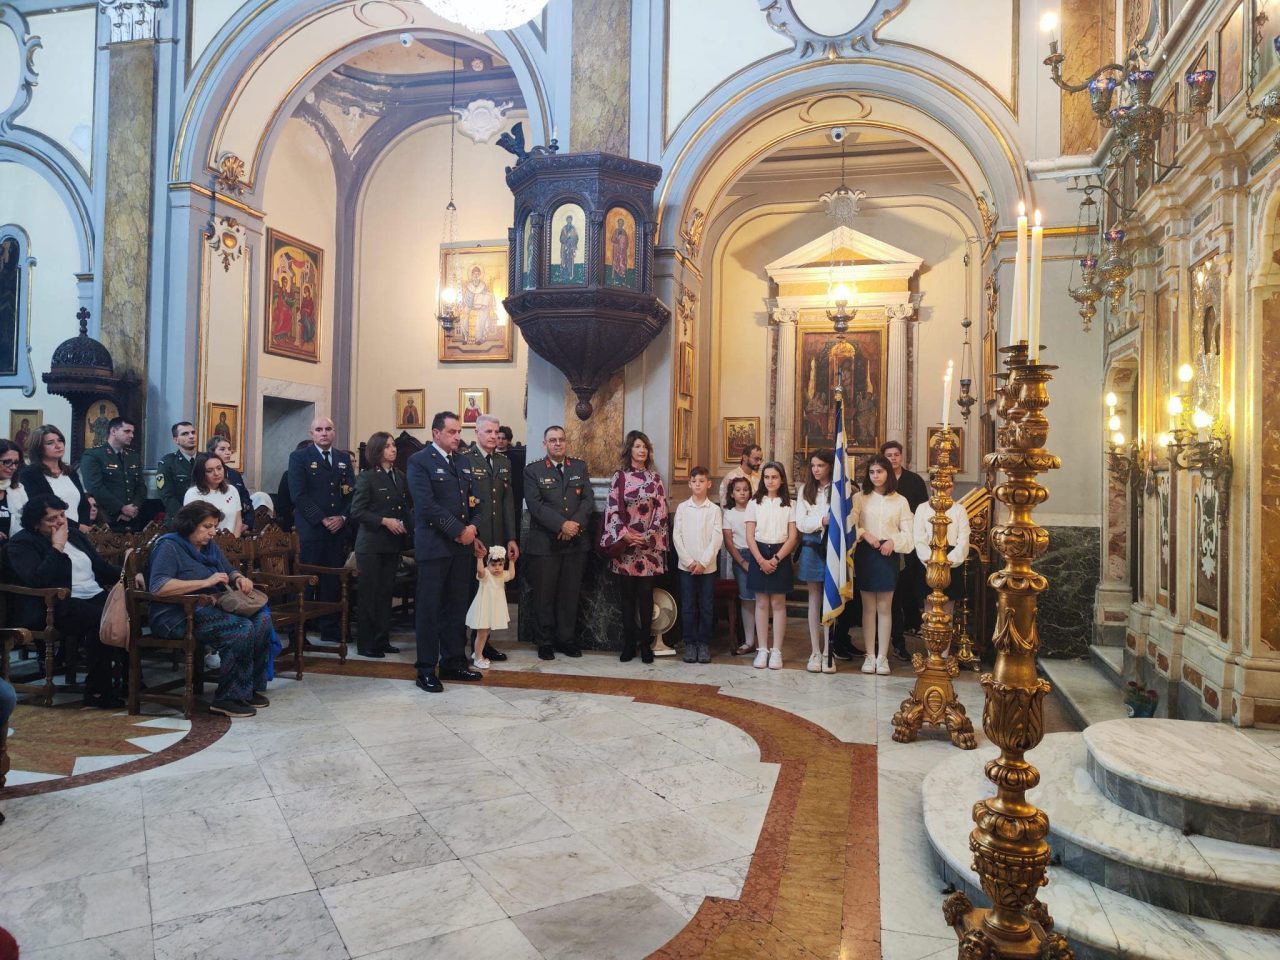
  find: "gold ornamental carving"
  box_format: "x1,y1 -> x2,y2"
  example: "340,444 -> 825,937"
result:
215,153 -> 247,197
943,343 -> 1074,960
891,427 -> 976,749
203,216 -> 246,272
680,208 -> 705,259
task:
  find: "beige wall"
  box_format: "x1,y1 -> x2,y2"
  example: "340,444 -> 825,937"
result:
353,116 -> 529,446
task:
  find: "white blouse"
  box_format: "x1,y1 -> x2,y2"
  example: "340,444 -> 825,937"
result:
722,505 -> 751,550
48,473 -> 81,523
793,485 -> 830,535
854,490 -> 914,553
913,501 -> 971,567
745,496 -> 793,545
184,485 -> 242,532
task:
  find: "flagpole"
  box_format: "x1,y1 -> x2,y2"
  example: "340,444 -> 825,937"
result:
821,385 -> 854,674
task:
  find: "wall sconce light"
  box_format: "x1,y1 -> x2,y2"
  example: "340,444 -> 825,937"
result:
1245,14 -> 1280,151
1103,391 -> 1148,496
1160,363 -> 1233,505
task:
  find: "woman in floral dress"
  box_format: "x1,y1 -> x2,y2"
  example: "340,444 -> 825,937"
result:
600,430 -> 669,663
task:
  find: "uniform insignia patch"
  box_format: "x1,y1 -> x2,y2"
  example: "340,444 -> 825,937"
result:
156,474 -> 165,488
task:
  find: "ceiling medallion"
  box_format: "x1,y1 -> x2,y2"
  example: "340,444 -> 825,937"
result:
419,1 -> 549,33
452,99 -> 515,144
759,0 -> 909,59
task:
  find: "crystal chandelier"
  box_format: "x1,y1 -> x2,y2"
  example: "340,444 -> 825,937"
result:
421,1 -> 549,33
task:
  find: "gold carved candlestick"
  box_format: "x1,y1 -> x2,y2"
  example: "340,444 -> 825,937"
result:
942,344 -> 1074,959
891,427 -> 976,749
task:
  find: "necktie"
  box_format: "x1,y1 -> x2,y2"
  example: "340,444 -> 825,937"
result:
556,462 -> 564,480
323,450 -> 331,468
486,455 -> 493,472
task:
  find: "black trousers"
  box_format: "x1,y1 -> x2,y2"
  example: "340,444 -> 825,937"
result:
415,550 -> 471,673
55,591 -> 112,696
616,574 -> 656,656
356,551 -> 398,651
829,592 -> 864,652
891,553 -> 924,643
527,551 -> 587,649
300,535 -> 348,641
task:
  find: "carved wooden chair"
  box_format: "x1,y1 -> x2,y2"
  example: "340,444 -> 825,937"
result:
1,627 -> 33,788
0,545 -> 66,705
253,504 -> 275,531
125,540 -> 214,719
248,523 -> 317,680
85,526 -> 132,568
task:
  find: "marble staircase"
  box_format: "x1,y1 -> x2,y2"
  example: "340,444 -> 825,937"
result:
923,718 -> 1280,959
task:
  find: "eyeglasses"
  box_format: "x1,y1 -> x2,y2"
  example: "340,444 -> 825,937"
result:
0,458 -> 20,467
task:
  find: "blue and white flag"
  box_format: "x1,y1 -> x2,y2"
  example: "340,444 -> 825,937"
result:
822,392 -> 854,625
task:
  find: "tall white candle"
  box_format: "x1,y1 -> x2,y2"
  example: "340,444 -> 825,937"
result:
1029,210 -> 1044,361
1012,202 -> 1028,343
942,359 -> 954,429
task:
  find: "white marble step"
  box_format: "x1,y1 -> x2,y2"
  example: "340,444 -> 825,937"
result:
923,737 -> 1280,959
1085,718 -> 1280,848
1039,657 -> 1129,730
1088,644 -> 1124,689
1030,737 -> 1278,927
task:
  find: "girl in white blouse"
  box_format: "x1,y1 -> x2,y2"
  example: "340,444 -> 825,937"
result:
721,476 -> 758,655
794,450 -> 833,673
745,461 -> 797,670
853,455 -> 914,675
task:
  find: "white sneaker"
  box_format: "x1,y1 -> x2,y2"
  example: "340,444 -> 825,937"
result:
822,655 -> 837,674
753,647 -> 769,669
768,649 -> 783,670
806,653 -> 822,673
861,656 -> 876,674
876,657 -> 890,675
472,654 -> 491,670
204,652 -> 221,671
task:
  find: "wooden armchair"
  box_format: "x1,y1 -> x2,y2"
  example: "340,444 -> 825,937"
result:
85,526 -> 133,568
253,504 -> 274,531
0,545 -> 67,705
1,627 -> 33,788
248,524 -> 318,680
124,541 -> 214,719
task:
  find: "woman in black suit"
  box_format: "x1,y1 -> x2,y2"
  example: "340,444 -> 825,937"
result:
18,425 -> 92,528
349,431 -> 410,658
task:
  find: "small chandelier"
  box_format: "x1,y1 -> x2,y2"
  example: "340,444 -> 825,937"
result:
956,243 -> 978,424
1098,228 -> 1133,312
438,44 -> 461,334
420,1 -> 550,33
1068,196 -> 1102,331
826,281 -> 856,335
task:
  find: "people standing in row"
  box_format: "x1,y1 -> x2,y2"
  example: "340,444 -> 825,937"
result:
673,466 -> 722,664
466,415 -> 518,662
855,455 -> 914,675
287,417 -> 352,644
20,425 -> 91,528
600,431 -> 669,664
881,440 -> 928,661
718,443 -> 763,505
720,477 -> 758,656
745,461 -> 796,670
156,422 -> 198,521
207,437 -> 255,532
80,416 -> 146,532
523,426 -> 592,660
407,411 -> 483,693
794,449 -> 834,673
0,439 -> 26,542
350,431 -> 408,659
913,491 -> 971,655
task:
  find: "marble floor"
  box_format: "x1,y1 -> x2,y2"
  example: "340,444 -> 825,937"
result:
0,622 -> 1079,960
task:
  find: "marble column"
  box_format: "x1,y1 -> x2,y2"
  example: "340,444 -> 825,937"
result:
770,307 -> 798,467
98,0 -> 165,422
885,308 -> 909,446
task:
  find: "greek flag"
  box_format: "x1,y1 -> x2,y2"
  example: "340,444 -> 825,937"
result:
822,392 -> 854,625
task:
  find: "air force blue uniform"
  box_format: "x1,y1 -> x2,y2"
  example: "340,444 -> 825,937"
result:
407,443 -> 480,673
287,444 -> 354,641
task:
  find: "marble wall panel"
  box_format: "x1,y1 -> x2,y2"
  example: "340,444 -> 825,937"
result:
1192,474 -> 1220,624
1262,293 -> 1280,653
564,371 -> 625,478
1105,473 -> 1127,582
1038,525 -> 1100,658
570,0 -> 630,156
1059,0 -> 1116,156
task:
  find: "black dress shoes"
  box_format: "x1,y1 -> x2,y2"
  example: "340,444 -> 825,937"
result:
554,644 -> 582,658
357,647 -> 385,658
640,646 -> 655,664
538,645 -> 556,661
380,642 -> 401,654
439,665 -> 483,682
482,643 -> 507,662
416,672 -> 444,693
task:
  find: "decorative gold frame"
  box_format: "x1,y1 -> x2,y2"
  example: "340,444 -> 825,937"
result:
722,416 -> 761,464
395,389 -> 426,431
206,402 -> 241,468
458,388 -> 489,428
678,341 -> 695,397
438,244 -> 513,364
794,317 -> 889,455
263,228 -> 323,364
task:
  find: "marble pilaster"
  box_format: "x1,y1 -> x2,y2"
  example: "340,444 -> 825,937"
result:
769,307 -> 798,467
885,309 -> 909,446
1261,292 -> 1280,657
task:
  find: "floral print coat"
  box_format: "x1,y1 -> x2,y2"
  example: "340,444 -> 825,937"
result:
600,468 -> 669,576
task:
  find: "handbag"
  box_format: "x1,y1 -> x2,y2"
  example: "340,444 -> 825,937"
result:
216,582 -> 268,616
99,547 -> 133,649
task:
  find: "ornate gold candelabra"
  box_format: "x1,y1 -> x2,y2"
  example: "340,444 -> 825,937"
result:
943,344 -> 1073,959
892,428 -> 976,749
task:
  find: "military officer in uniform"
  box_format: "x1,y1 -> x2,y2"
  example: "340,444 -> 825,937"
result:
156,421 -> 198,522
523,425 -> 593,660
407,410 -> 484,693
79,416 -> 146,531
350,431 -> 409,658
466,414 -> 518,662
287,417 -> 354,644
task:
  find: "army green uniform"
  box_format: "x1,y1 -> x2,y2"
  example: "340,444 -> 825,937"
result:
79,444 -> 146,531
523,455 -> 593,655
155,451 -> 195,522
466,445 -> 517,553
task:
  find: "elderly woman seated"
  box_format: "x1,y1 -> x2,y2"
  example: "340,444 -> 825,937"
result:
5,494 -> 122,708
148,501 -> 272,718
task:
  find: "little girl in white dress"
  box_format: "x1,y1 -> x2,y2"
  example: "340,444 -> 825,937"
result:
466,546 -> 516,668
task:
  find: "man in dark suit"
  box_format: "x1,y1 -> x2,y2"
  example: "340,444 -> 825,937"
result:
466,414 -> 518,662
882,439 -> 929,661
287,417 -> 354,643
523,425 -> 593,660
407,410 -> 484,693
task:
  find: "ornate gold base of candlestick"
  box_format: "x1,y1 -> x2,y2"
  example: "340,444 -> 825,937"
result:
891,426 -> 976,749
942,894 -> 1073,959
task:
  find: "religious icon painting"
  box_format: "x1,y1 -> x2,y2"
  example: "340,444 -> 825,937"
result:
795,322 -> 887,455
1217,3 -> 1244,111
521,213 -> 537,290
548,203 -> 585,285
678,342 -> 695,397
264,229 -> 323,363
8,409 -> 40,453
675,406 -> 692,463
395,388 -> 426,430
84,398 -> 119,451
458,388 -> 489,427
722,417 -> 760,464
0,234 -> 22,378
207,403 -> 240,467
604,207 -> 638,289
439,243 -> 513,363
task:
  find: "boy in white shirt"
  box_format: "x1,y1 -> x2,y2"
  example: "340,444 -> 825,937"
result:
674,466 -> 724,664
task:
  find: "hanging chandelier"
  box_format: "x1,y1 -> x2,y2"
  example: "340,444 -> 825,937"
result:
420,1 -> 549,33
1067,196 -> 1102,331
438,43 -> 462,334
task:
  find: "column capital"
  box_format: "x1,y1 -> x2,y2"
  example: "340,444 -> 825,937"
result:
767,302 -> 799,325
100,0 -> 165,44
